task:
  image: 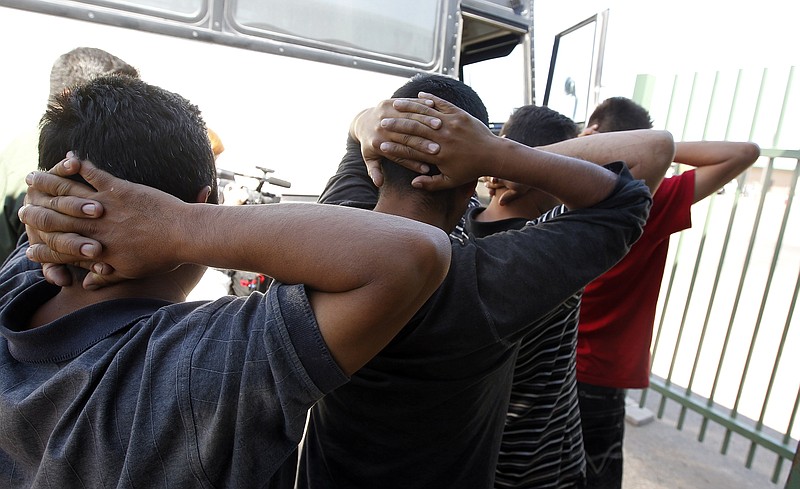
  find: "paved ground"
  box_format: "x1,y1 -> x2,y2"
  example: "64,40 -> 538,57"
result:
623,389 -> 792,488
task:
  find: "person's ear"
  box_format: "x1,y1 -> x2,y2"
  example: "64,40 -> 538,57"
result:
196,186 -> 212,203
458,182 -> 477,202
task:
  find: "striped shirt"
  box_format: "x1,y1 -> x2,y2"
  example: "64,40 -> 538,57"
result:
467,204 -> 585,488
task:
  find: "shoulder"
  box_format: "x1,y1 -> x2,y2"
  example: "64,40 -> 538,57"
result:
184,283 -> 347,394
653,171 -> 696,204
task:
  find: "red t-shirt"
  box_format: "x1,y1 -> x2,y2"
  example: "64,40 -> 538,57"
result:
576,170 -> 695,388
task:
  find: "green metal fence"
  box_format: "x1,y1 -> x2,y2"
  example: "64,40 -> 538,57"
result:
631,67 -> 799,486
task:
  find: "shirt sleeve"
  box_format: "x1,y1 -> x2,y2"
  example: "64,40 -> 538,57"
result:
317,135 -> 379,207
470,162 -> 652,340
646,170 -> 695,240
183,283 -> 348,486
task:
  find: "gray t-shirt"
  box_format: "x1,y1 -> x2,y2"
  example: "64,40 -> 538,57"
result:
0,242 -> 347,488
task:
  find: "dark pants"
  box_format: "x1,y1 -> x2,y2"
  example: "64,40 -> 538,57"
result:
577,382 -> 626,489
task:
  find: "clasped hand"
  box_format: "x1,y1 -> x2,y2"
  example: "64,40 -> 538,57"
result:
20,155 -> 186,289
357,92 -> 499,190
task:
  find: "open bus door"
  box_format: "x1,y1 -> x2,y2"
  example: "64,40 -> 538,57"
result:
460,0 -> 534,130
542,9 -> 609,126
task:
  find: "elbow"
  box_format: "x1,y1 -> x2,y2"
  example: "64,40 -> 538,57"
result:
743,142 -> 761,167
731,142 -> 761,174
654,130 -> 677,172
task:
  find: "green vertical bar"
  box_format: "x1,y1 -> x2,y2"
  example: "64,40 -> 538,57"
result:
632,73 -> 656,109
783,386 -> 800,487
771,227 -> 800,484
719,160 -> 774,456
695,170 -> 748,447
697,69 -> 745,441
747,69 -> 798,471
771,66 -> 794,147
741,160 -> 798,469
697,67 -> 744,443
677,72 -> 721,431
721,67 -> 771,454
788,446 -> 800,489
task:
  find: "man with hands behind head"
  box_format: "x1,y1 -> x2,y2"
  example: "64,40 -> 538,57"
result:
576,96 -> 761,489
475,105 -> 675,488
297,74 -> 665,489
1,46 -> 139,262
5,74 -> 451,488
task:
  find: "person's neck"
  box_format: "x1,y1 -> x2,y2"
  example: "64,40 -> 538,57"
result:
477,188 -> 546,223
27,267 -> 204,329
373,197 -> 452,232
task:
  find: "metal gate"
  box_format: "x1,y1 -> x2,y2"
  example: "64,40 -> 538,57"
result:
630,67 -> 799,485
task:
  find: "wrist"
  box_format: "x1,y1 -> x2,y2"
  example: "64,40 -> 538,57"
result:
168,201 -> 208,267
349,108 -> 370,142
490,136 -> 525,183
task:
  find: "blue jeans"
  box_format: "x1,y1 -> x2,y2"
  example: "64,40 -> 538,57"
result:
577,382 -> 626,489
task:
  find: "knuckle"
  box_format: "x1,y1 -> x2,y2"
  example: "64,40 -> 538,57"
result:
43,232 -> 60,251
38,211 -> 53,232
34,244 -> 57,264
28,171 -> 42,188
55,180 -> 72,196
57,234 -> 82,256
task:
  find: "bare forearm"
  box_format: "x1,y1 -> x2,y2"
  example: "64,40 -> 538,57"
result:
487,137 -> 618,209
176,202 -> 449,292
674,141 -> 760,202
674,141 -> 760,169
541,129 -> 675,192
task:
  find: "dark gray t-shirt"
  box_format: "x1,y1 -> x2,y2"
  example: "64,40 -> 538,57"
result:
299,138 -> 651,489
0,242 -> 347,488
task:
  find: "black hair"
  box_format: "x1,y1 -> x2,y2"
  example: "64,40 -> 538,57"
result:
587,96 -> 654,132
499,105 -> 578,147
49,47 -> 140,99
38,74 -> 217,205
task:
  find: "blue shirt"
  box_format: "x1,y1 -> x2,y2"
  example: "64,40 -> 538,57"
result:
0,242 -> 347,488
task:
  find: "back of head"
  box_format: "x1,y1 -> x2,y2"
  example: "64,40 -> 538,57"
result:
500,105 -> 578,146
38,74 -> 217,205
587,96 -> 653,133
49,47 -> 140,99
380,74 -> 489,195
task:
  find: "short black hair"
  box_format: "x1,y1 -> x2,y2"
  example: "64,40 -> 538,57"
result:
587,97 -> 654,132
38,74 -> 217,205
49,47 -> 139,99
500,105 -> 578,147
390,74 -> 489,125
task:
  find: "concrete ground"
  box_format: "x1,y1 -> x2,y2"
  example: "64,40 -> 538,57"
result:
623,389 -> 793,489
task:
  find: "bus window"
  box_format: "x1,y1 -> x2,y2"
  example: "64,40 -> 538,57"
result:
232,0 -> 443,67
